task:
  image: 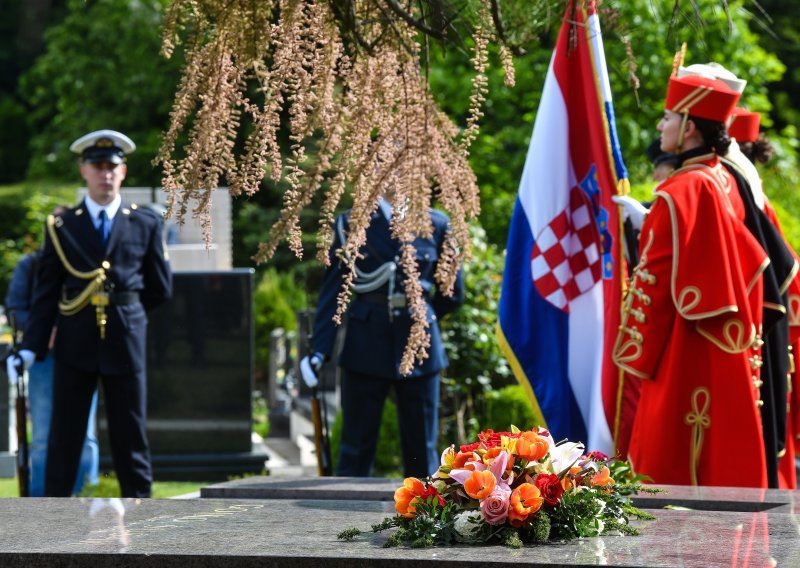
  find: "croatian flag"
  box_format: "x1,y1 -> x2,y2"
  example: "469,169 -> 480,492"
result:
496,1 -> 631,456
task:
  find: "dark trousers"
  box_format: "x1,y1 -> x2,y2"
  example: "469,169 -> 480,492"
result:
336,369 -> 439,478
45,361 -> 152,497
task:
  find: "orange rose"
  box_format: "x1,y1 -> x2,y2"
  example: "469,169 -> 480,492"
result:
394,477 -> 426,518
463,470 -> 497,500
483,447 -> 514,471
590,466 -> 615,489
508,483 -> 543,526
515,431 -> 549,462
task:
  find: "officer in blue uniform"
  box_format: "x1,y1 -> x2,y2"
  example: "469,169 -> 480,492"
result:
310,198 -> 464,478
9,130 -> 172,497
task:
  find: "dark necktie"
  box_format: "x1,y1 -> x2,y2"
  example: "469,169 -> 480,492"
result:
98,210 -> 109,246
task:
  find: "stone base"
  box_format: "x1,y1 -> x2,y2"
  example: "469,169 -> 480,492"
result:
0,494 -> 798,567
200,475 -> 800,513
101,444 -> 268,482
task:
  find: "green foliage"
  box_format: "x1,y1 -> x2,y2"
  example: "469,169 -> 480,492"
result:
252,267 -> 306,382
0,181 -> 76,302
330,399 -> 402,477
75,472 -> 210,499
252,393 -> 271,439
439,223 -> 512,446
744,0 -> 800,134
546,481 -> 639,540
232,199 -> 328,294
605,0 -> 787,176
429,44 -> 549,245
527,511 -> 551,543
20,0 -> 182,186
0,95 -> 32,183
336,527 -> 362,541
481,385 -> 539,434
427,1 -> 795,246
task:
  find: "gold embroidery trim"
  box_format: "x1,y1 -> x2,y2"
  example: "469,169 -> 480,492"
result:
788,295 -> 800,326
696,319 -> 756,354
684,387 -> 711,486
46,214 -> 109,339
625,306 -> 646,323
780,259 -> 799,296
612,228 -> 655,379
637,268 -> 657,285
656,185 -> 769,323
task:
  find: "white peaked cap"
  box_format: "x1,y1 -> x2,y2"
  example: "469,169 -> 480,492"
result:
677,63 -> 747,94
69,129 -> 136,155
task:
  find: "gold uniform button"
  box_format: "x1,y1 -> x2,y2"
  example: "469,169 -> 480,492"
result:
102,261 -> 111,269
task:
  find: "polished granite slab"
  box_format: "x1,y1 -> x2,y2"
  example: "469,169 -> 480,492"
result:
1,496 -> 799,567
200,476 -> 800,512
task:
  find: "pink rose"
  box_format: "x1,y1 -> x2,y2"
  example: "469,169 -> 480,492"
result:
479,486 -> 511,525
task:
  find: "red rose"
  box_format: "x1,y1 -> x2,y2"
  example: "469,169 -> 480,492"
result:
534,473 -> 564,507
477,429 -> 518,449
460,441 -> 481,453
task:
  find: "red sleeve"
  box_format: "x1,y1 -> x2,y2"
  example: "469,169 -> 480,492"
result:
613,168 -> 768,377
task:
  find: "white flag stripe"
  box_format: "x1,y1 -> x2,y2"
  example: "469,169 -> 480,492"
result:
518,55 -> 577,235
588,14 -> 612,105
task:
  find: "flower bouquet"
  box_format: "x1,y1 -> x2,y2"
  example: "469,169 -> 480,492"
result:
338,426 -> 656,548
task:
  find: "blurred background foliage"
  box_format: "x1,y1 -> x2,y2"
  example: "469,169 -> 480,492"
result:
0,0 -> 798,451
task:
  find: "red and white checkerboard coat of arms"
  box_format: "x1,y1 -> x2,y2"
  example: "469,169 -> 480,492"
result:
530,186 -> 603,311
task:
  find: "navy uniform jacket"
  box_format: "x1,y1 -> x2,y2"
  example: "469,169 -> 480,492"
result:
312,208 -> 464,379
22,200 -> 172,375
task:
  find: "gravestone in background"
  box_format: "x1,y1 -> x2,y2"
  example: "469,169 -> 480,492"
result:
98,269 -> 266,480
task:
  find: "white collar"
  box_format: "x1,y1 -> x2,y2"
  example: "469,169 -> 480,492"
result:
726,139 -> 765,210
84,194 -> 122,221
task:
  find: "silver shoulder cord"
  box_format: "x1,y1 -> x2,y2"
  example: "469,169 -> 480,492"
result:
336,215 -> 398,316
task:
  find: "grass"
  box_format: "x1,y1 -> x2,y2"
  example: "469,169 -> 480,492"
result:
0,474 -> 211,499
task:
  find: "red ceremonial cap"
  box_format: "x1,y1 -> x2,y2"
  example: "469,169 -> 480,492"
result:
728,107 -> 761,143
664,74 -> 741,123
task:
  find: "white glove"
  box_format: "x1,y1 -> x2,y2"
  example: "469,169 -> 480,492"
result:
299,353 -> 325,389
6,349 -> 34,385
612,195 -> 649,231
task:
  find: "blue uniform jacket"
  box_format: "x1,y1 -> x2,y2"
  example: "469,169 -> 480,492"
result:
22,200 -> 172,375
312,208 -> 464,379
4,252 -> 37,331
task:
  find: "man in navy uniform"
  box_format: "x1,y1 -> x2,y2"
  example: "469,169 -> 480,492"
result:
308,197 -> 464,478
6,130 -> 172,497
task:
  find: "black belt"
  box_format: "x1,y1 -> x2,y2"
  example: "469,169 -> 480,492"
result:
358,292 -> 388,305
109,291 -> 140,305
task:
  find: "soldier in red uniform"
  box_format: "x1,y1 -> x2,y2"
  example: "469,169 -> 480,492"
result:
728,108 -> 800,489
612,73 -> 772,487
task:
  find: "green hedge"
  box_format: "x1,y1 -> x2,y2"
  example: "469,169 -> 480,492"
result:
0,181 -> 77,302
480,384 -> 539,434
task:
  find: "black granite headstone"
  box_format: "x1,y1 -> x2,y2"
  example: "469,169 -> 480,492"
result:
98,269 -> 265,479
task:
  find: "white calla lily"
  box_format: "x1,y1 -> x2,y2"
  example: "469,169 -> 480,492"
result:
550,440 -> 585,476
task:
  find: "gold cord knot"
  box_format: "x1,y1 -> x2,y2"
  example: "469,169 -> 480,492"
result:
684,387 -> 711,486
